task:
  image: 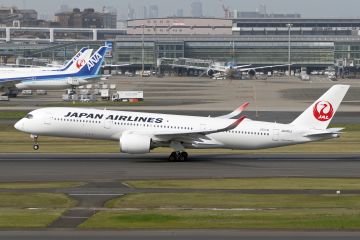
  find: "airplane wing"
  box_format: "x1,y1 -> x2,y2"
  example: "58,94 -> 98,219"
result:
168,64 -> 210,71
238,64 -> 291,72
232,64 -> 252,70
125,116 -> 247,143
102,64 -> 131,68
217,102 -> 250,119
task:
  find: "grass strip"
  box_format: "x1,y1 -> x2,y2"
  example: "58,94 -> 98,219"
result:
80,209 -> 360,230
0,111 -> 28,120
106,193 -> 360,209
0,208 -> 65,228
0,192 -> 76,208
0,181 -> 85,189
126,178 -> 360,190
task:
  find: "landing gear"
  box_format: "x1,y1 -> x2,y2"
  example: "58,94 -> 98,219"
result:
168,151 -> 189,162
31,134 -> 39,151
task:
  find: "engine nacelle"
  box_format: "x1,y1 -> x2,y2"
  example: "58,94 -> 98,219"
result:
207,69 -> 215,77
120,133 -> 151,154
247,69 -> 256,77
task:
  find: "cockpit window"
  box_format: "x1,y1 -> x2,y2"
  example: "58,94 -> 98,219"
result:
25,114 -> 33,119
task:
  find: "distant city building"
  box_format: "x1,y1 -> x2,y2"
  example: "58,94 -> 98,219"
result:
232,5 -> 300,19
127,5 -> 135,20
191,2 -> 203,17
176,9 -> 184,17
0,6 -> 38,26
139,6 -> 147,19
58,4 -> 70,13
149,5 -> 159,18
55,8 -> 117,28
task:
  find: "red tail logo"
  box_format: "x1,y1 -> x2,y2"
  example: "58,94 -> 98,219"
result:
313,101 -> 334,122
76,59 -> 86,69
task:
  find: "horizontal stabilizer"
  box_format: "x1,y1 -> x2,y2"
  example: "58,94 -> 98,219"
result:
304,128 -> 344,137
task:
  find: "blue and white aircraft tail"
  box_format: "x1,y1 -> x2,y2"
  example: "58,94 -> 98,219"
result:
0,46 -> 108,91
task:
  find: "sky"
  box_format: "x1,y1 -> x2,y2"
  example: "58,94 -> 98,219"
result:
1,0 -> 360,19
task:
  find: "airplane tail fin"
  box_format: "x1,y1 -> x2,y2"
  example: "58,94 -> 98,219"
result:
291,85 -> 350,130
74,46 -> 108,76
64,48 -> 93,73
59,47 -> 88,71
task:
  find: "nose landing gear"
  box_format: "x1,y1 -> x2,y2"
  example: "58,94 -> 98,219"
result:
31,134 -> 39,151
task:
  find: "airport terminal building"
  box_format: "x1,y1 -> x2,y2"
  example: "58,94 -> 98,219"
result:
1,17 -> 360,70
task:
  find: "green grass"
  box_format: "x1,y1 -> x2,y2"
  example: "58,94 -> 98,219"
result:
0,111 -> 27,120
0,208 -> 65,228
126,178 -> 360,190
0,181 -> 85,189
83,191 -> 360,229
106,193 -> 360,209
80,209 -> 360,229
1,123 -> 359,153
0,192 -> 76,208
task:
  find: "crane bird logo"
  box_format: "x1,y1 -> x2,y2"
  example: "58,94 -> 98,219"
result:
76,59 -> 86,69
313,101 -> 334,122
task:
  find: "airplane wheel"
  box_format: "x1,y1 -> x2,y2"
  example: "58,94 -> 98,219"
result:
180,152 -> 188,161
168,152 -> 176,162
33,144 -> 39,151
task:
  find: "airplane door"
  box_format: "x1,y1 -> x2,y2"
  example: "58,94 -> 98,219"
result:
273,129 -> 279,141
43,112 -> 52,125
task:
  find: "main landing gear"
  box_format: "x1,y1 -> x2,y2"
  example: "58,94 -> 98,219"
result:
168,151 -> 188,162
31,134 -> 39,151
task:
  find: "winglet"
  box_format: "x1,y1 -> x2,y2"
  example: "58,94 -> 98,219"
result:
218,102 -> 250,119
205,115 -> 247,135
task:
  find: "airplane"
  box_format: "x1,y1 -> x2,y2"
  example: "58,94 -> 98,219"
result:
0,46 -> 107,95
169,58 -> 289,78
0,47 -> 91,73
14,84 -> 349,162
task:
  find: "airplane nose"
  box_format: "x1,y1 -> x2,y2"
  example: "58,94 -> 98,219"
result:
14,119 -> 23,131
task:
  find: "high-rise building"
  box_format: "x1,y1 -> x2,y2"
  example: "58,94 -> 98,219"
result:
149,5 -> 159,18
127,5 -> 135,20
139,6 -> 147,19
55,8 -> 117,28
176,9 -> 184,17
191,2 -> 203,17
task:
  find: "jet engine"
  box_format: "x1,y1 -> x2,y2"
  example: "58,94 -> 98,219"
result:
207,69 -> 215,77
247,69 -> 256,78
120,133 -> 152,154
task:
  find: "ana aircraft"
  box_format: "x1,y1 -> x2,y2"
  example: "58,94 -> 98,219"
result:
0,46 -> 107,95
15,85 -> 349,161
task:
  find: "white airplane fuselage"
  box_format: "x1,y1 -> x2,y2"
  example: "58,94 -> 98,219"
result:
14,107 -> 335,151
14,85 -> 350,160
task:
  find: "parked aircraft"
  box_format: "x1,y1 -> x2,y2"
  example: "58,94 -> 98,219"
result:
14,85 -> 349,162
170,59 -> 289,78
0,46 -> 107,96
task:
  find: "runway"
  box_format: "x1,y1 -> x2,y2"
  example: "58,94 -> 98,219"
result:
0,153 -> 359,181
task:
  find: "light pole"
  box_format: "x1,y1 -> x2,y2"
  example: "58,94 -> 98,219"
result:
141,24 -> 145,76
286,23 -> 293,76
